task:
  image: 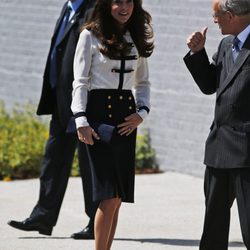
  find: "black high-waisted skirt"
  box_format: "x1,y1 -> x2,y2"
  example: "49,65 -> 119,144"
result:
85,89 -> 137,203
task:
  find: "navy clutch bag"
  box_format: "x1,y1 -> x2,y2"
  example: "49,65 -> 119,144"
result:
90,122 -> 116,143
66,117 -> 115,143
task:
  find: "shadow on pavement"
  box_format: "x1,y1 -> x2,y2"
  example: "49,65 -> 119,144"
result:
115,238 -> 244,247
229,241 -> 245,247
115,238 -> 198,246
18,237 -> 71,240
17,237 -> 245,247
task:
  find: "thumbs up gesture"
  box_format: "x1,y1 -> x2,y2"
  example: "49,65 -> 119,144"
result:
186,27 -> 208,53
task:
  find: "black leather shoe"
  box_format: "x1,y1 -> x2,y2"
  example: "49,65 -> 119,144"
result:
71,225 -> 94,240
7,218 -> 53,236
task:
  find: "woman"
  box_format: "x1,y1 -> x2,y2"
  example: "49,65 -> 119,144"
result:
71,0 -> 154,249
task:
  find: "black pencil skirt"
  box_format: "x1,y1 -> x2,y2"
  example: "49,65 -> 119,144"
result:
85,89 -> 137,203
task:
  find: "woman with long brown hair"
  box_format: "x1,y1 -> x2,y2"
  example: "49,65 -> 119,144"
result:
71,0 -> 154,249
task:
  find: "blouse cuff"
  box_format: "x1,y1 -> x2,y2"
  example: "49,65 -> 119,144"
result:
137,109 -> 148,120
75,116 -> 89,128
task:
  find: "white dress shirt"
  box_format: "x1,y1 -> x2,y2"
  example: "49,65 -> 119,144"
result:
71,29 -> 151,128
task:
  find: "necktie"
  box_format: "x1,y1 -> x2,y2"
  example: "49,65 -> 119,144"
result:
49,6 -> 72,88
232,36 -> 240,61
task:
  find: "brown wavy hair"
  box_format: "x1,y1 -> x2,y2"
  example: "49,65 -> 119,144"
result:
82,0 -> 154,58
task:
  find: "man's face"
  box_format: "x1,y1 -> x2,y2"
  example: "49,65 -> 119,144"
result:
212,0 -> 232,35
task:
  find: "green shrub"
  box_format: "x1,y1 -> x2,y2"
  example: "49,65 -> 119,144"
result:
0,103 -> 48,179
0,104 -> 159,179
71,153 -> 79,177
135,130 -> 159,172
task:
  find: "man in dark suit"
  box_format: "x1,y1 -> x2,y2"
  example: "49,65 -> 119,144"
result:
184,0 -> 250,249
7,0 -> 98,239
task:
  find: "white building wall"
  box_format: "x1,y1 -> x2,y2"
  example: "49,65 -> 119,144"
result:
0,0 -> 225,176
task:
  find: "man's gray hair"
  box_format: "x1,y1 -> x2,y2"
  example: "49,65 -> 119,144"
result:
220,0 -> 250,16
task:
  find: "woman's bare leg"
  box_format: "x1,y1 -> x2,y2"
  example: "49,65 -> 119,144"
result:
95,198 -> 121,250
107,201 -> 121,249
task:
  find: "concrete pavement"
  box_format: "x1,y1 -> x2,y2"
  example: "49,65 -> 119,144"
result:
0,172 -> 245,250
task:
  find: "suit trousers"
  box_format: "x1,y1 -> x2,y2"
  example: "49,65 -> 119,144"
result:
200,166 -> 250,250
29,114 -> 98,226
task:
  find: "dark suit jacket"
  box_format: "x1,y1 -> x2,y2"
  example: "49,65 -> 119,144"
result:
184,34 -> 250,169
37,0 -> 95,129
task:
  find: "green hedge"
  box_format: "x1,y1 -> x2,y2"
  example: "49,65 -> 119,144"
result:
0,104 -> 159,180
0,104 -> 48,179
135,131 -> 158,171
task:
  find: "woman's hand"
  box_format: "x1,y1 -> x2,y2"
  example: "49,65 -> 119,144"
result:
77,126 -> 100,145
117,113 -> 143,136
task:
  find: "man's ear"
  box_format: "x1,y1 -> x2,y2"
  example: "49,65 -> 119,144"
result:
227,11 -> 235,21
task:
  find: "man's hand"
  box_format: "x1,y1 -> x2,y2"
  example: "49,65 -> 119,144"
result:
187,27 -> 208,53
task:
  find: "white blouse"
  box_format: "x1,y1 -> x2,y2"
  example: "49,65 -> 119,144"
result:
71,29 -> 151,128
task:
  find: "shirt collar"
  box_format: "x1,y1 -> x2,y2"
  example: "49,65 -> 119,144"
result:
236,24 -> 250,50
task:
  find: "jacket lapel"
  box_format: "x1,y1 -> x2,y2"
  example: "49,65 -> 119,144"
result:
52,4 -> 68,40
223,38 -> 234,79
217,34 -> 250,99
57,15 -> 77,44
56,1 -> 88,46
